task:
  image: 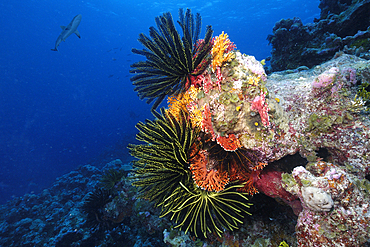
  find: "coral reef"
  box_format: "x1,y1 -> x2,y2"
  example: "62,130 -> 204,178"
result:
266,54 -> 370,246
266,54 -> 370,173
0,159 -> 171,246
266,0 -> 370,72
3,6 -> 370,246
2,51 -> 369,246
0,157 -> 299,246
129,7 -> 370,245
163,229 -> 195,247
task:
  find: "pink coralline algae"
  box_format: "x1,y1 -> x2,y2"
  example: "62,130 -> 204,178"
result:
235,51 -> 267,81
250,90 -> 270,127
312,67 -> 339,89
282,161 -> 370,246
312,66 -> 358,97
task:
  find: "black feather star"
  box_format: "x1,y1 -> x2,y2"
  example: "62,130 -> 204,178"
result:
130,8 -> 213,111
81,188 -> 114,231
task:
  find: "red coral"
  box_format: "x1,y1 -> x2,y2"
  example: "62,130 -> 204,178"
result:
196,66 -> 222,92
192,70 -> 213,93
190,74 -> 204,88
203,72 -> 213,93
202,105 -> 216,140
215,67 -> 223,91
216,134 -> 241,152
250,90 -> 270,127
225,41 -> 236,53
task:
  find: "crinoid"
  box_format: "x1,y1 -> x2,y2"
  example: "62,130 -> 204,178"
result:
129,110 -> 252,238
128,108 -> 200,205
99,168 -> 126,190
81,188 -> 114,231
160,182 -> 251,238
130,8 -> 213,111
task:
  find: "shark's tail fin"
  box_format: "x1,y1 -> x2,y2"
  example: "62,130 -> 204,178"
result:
51,48 -> 58,51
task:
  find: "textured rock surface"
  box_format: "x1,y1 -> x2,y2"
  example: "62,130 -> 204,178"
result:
301,186 -> 333,212
283,162 -> 370,246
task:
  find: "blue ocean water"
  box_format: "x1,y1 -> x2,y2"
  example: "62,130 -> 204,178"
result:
0,0 -> 320,204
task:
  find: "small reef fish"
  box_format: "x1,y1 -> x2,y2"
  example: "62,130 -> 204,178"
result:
51,14 -> 82,51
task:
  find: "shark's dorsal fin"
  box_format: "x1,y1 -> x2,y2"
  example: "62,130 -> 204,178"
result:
60,25 -> 66,30
74,30 -> 81,38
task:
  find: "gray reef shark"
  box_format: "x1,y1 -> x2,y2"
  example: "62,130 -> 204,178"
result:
51,14 -> 82,51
